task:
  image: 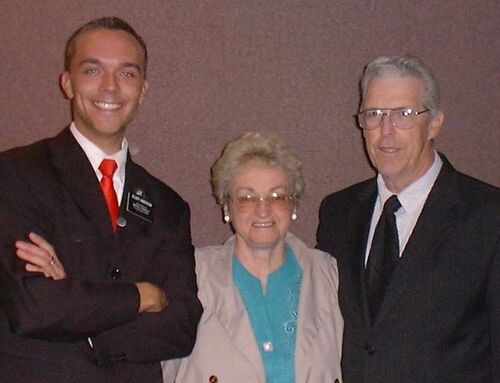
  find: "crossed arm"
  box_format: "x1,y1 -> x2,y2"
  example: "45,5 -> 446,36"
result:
15,232 -> 166,314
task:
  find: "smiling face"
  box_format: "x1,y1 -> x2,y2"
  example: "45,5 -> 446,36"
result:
61,29 -> 148,154
226,160 -> 294,254
362,75 -> 443,192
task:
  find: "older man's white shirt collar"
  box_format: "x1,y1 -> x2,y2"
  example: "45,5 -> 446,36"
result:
376,150 -> 443,214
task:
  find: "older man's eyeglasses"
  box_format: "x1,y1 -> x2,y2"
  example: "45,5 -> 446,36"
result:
357,107 -> 429,130
230,192 -> 294,213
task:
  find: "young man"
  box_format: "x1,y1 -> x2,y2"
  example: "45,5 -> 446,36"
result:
0,17 -> 202,383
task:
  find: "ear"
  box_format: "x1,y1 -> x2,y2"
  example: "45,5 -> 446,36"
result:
60,72 -> 74,99
428,111 -> 444,140
138,80 -> 149,105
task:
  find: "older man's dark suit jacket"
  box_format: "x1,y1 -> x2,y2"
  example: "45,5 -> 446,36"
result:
317,156 -> 500,383
0,128 -> 202,383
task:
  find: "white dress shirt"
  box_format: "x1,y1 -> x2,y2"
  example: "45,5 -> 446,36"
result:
69,123 -> 128,205
364,151 -> 443,265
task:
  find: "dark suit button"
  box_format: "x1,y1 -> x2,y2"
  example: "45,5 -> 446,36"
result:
365,343 -> 376,355
110,353 -> 126,362
110,268 -> 121,280
209,375 -> 218,383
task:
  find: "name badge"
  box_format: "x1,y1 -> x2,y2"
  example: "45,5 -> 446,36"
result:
126,191 -> 153,223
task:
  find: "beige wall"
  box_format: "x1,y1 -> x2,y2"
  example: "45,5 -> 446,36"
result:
1,1 -> 498,247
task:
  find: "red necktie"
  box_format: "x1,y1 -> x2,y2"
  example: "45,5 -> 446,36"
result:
99,159 -> 119,232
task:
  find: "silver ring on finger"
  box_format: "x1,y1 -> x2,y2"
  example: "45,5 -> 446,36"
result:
50,256 -> 56,265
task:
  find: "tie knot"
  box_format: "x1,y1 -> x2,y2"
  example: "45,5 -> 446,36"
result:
383,195 -> 401,215
99,159 -> 117,177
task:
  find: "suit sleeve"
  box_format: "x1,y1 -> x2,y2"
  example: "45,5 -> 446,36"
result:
488,232 -> 500,378
0,158 -> 141,341
317,196 -> 335,256
86,202 -> 202,364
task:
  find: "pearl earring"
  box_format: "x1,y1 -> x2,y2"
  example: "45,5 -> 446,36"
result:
224,215 -> 230,223
291,211 -> 298,221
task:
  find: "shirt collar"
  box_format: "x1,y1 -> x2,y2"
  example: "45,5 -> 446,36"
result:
69,122 -> 128,182
377,150 -> 443,213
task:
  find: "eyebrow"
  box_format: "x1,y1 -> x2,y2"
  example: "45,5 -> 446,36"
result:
77,58 -> 143,74
235,185 -> 288,194
362,106 -> 412,111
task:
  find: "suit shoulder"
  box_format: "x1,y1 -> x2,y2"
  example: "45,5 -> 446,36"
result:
0,138 -> 52,166
194,245 -> 229,289
320,178 -> 375,210
307,247 -> 338,271
456,173 -> 500,224
456,171 -> 500,200
0,139 -> 59,190
195,245 -> 226,265
288,234 -> 338,274
299,247 -> 340,292
129,161 -> 188,207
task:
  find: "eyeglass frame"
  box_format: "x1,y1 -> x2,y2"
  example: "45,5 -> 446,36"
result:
356,107 -> 430,130
227,191 -> 295,213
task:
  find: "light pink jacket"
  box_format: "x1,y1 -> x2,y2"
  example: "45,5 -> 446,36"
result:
162,232 -> 343,383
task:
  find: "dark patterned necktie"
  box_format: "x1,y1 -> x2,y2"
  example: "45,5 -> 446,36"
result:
366,195 -> 401,323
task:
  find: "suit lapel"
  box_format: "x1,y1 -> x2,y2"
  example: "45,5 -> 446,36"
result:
115,158 -> 150,245
294,236 -> 317,382
292,233 -> 334,382
374,159 -> 461,325
349,182 -> 378,328
49,129 -> 111,235
210,239 -> 265,381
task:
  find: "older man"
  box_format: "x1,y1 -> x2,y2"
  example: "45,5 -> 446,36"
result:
317,55 -> 499,382
0,17 -> 202,383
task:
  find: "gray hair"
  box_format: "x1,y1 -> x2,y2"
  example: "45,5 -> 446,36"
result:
360,55 -> 441,117
211,132 -> 305,204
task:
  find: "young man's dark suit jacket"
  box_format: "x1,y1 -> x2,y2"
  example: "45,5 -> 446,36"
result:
317,155 -> 500,383
0,128 -> 203,383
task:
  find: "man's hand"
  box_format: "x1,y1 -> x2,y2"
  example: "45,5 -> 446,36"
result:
15,232 -> 67,280
135,282 -> 168,313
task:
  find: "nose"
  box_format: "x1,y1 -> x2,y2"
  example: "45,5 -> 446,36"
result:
254,198 -> 271,216
379,112 -> 396,135
100,72 -> 118,92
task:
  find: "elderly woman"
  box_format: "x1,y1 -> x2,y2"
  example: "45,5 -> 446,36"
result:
163,132 -> 343,383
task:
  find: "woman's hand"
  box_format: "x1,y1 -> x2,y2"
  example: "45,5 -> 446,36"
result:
15,232 -> 66,280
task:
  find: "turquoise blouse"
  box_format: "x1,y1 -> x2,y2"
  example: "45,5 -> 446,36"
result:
233,246 -> 302,383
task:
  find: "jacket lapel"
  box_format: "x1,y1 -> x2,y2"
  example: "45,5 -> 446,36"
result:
291,233 -> 338,382
210,237 -> 265,381
115,158 -> 150,245
374,159 -> 461,325
49,129 -> 111,235
293,235 -> 318,382
350,182 -> 378,328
